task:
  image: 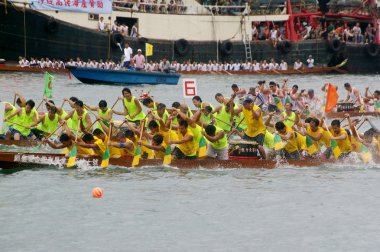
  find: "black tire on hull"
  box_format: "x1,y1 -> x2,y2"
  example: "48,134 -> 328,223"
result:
112,33 -> 124,48
220,40 -> 233,56
46,18 -> 58,34
365,42 -> 379,57
277,40 -> 292,54
174,39 -> 190,56
328,38 -> 344,52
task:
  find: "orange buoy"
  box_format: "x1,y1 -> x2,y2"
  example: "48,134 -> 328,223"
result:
92,187 -> 103,198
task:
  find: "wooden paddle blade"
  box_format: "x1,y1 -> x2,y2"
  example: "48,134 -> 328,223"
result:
67,145 -> 77,168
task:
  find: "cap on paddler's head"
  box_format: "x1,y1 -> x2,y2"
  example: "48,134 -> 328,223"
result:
243,97 -> 253,104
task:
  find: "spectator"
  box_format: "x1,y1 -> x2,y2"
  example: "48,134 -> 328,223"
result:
98,17 -> 106,32
343,26 -> 353,42
307,55 -> 314,69
352,23 -> 363,43
365,23 -> 375,43
130,23 -> 138,37
111,20 -> 119,33
252,23 -> 258,41
294,59 -> 303,70
123,42 -> 133,68
120,24 -> 129,36
302,22 -> 312,40
161,58 -> 171,73
270,26 -> 278,47
132,49 -> 146,71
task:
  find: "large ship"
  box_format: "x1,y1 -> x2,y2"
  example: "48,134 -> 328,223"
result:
1,0 -> 380,73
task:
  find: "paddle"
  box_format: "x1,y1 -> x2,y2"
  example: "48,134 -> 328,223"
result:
131,120 -> 145,167
35,98 -> 44,111
35,124 -> 64,150
214,116 -> 233,128
163,121 -> 172,165
0,102 -> 5,134
227,116 -> 245,140
110,98 -> 120,110
59,100 -> 66,110
100,124 -> 112,168
67,120 -> 81,168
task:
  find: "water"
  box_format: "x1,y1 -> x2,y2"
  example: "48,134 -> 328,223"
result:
1,72 -> 380,251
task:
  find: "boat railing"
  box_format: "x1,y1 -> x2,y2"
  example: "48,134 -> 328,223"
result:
112,1 -> 288,16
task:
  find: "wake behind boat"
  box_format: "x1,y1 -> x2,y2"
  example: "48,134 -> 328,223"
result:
66,65 -> 181,85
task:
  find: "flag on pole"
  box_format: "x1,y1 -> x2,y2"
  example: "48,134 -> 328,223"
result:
305,136 -> 318,155
100,148 -> 110,168
163,145 -> 172,165
273,134 -> 285,150
320,98 -> 326,113
361,144 -> 372,163
197,136 -> 207,158
145,43 -> 153,57
274,97 -> 283,111
325,83 -> 339,113
132,145 -> 141,167
43,72 -> 54,98
331,139 -> 342,159
67,145 -> 77,168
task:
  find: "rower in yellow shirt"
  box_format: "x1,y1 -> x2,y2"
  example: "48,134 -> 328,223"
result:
113,87 -> 145,126
139,134 -> 167,159
275,121 -> 300,159
168,120 -> 196,159
85,100 -> 113,133
77,132 -> 107,157
4,99 -> 38,140
230,95 -> 267,159
329,119 -> 353,158
202,124 -> 228,160
44,121 -> 94,156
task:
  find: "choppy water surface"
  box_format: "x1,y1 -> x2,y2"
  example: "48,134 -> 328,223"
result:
1,72 -> 380,251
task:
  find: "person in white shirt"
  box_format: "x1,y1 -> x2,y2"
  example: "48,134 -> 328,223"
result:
293,59 -> 303,70
121,24 -> 129,37
180,63 -> 187,71
201,62 -> 207,71
18,56 -> 24,67
98,17 -> 106,32
211,60 -> 219,71
306,55 -> 314,69
270,27 -> 278,47
223,61 -> 229,71
22,57 -> 29,67
262,60 -> 269,70
123,42 -> 133,68
279,59 -> 288,70
252,60 -> 260,71
130,23 -> 138,37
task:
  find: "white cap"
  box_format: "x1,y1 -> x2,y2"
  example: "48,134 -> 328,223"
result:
137,49 -> 142,52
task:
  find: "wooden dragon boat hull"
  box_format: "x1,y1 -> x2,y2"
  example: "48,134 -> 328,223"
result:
0,64 -> 69,74
326,111 -> 380,119
178,66 -> 347,75
0,151 -> 337,170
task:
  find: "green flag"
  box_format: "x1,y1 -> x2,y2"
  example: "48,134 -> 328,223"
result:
285,96 -> 291,104
43,72 -> 54,98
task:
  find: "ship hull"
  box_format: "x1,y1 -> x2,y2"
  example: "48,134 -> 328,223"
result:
1,3 -> 380,73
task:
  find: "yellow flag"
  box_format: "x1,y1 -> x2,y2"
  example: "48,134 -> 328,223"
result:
146,43 -> 153,56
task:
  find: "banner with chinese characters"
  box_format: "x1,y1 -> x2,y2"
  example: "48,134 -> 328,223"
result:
28,0 -> 112,14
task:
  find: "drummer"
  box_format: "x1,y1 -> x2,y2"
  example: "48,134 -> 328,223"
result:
344,83 -> 363,108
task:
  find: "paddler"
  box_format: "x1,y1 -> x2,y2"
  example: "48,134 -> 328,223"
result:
168,120 -> 197,159
138,134 -> 166,160
230,96 -> 267,159
192,96 -> 214,125
231,84 -> 247,104
64,100 -> 92,134
4,100 -> 38,140
328,119 -> 353,158
297,117 -> 325,158
213,93 -> 233,132
2,101 -> 17,137
202,124 -> 228,160
344,82 -> 363,108
85,100 -> 113,132
28,106 -> 61,137
108,129 -> 137,157
43,120 -> 92,156
280,102 -> 298,127
275,121 -> 300,160
76,130 -> 107,157
113,87 -> 146,126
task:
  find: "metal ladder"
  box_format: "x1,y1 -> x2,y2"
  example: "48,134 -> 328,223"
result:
241,15 -> 252,62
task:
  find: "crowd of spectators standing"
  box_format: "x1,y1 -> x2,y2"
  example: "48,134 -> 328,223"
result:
112,0 -> 186,14
252,20 -> 376,46
17,55 -> 316,72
